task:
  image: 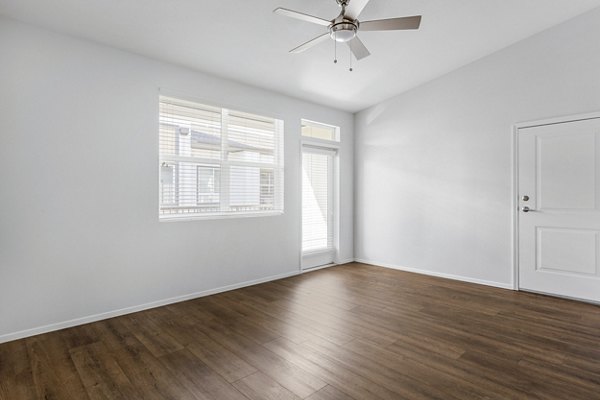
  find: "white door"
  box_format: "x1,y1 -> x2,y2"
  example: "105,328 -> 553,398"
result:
302,147 -> 336,270
518,117 -> 600,303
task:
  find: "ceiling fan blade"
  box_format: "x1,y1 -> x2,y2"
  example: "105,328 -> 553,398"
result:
290,33 -> 330,53
347,36 -> 370,60
360,15 -> 422,31
273,7 -> 331,26
345,0 -> 371,20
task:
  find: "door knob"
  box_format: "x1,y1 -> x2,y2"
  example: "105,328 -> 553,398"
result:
521,206 -> 536,213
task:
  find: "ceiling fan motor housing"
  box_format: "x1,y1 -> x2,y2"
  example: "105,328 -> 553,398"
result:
330,20 -> 358,42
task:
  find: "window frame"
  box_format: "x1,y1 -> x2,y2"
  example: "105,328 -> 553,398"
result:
158,95 -> 285,221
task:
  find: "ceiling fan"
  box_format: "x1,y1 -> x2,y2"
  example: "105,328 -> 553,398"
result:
273,0 -> 422,61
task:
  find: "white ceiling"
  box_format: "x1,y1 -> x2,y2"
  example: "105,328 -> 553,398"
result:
2,0 -> 600,112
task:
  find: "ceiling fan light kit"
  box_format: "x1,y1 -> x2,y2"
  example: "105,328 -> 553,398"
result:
274,0 -> 422,69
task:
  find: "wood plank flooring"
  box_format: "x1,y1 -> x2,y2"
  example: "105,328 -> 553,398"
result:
1,262 -> 600,400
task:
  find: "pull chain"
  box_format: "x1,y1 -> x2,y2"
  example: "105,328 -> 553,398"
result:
349,50 -> 353,72
334,32 -> 338,63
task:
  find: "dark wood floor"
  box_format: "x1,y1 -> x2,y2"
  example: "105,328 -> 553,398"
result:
1,263 -> 600,400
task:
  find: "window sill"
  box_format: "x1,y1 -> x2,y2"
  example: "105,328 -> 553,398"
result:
159,211 -> 284,222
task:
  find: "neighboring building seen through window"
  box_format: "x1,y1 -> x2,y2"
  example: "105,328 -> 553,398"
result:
159,96 -> 284,219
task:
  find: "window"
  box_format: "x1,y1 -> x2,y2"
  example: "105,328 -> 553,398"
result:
159,96 -> 284,219
301,119 -> 339,141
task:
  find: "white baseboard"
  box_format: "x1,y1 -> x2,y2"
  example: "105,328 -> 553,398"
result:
0,260 -> 514,344
354,258 -> 514,290
302,258 -> 354,272
301,259 -> 356,273
0,270 -> 301,344
302,263 -> 337,272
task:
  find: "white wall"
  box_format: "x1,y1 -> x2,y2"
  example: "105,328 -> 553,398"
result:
0,17 -> 354,342
355,8 -> 600,288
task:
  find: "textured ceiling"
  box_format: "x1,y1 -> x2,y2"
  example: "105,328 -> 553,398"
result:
1,0 -> 600,112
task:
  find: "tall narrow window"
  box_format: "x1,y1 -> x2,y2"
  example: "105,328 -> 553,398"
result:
159,96 -> 284,219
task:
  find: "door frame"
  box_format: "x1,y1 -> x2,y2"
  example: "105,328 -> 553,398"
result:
299,139 -> 340,271
512,111 -> 600,291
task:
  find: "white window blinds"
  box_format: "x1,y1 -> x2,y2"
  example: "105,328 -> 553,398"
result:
302,149 -> 334,252
301,119 -> 339,141
159,96 -> 284,219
